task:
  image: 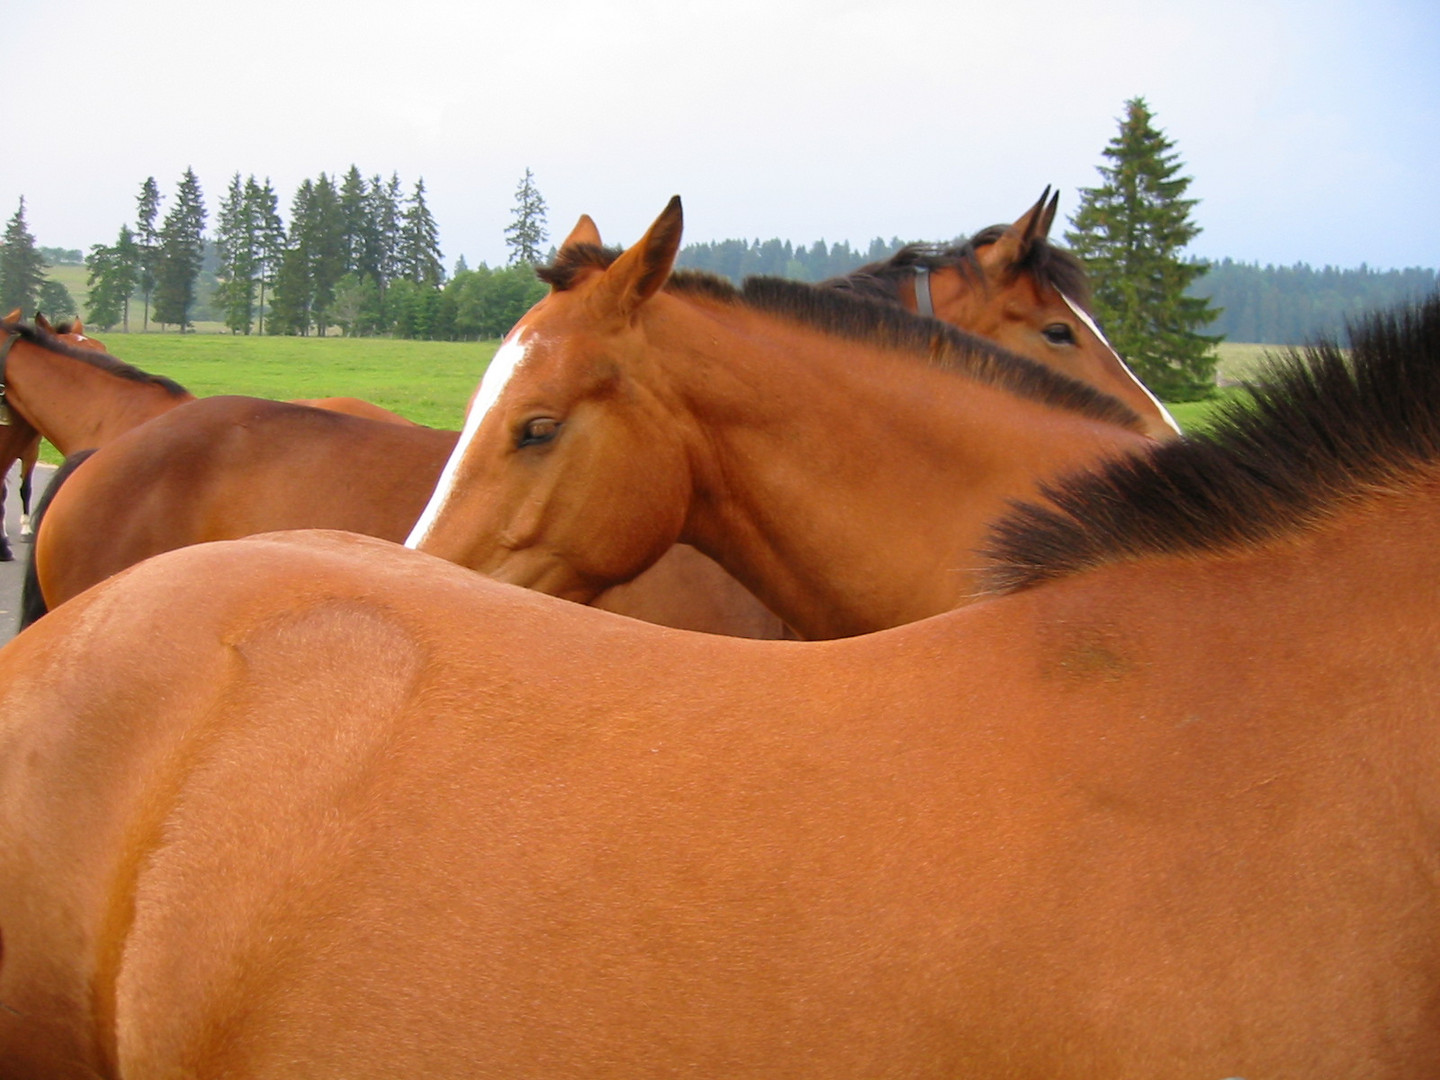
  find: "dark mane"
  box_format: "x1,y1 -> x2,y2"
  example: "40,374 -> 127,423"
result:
823,225 -> 1093,309
677,273 -> 1143,432
980,295 -> 1440,593
3,320 -> 190,397
538,248 -> 1144,433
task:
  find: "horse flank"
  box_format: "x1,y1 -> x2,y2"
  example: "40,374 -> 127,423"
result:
981,296 -> 1440,592
538,244 -> 1145,434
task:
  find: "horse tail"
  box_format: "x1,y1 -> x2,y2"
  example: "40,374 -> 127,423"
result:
20,450 -> 96,631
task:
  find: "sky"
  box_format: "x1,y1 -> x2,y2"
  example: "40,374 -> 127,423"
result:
5,0 -> 1438,272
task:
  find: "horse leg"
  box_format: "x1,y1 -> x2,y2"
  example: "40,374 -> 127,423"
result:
18,451 -> 36,540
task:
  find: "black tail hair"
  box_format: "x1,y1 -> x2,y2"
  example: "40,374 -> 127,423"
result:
20,450 -> 96,631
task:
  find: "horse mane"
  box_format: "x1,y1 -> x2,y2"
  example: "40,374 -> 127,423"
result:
980,295 -> 1440,593
823,225 -> 1094,310
3,320 -> 190,397
537,247 -> 1144,434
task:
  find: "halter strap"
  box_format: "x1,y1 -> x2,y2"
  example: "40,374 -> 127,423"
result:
912,265 -> 934,319
0,328 -> 16,404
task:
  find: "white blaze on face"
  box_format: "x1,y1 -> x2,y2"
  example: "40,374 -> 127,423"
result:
405,330 -> 532,548
1060,293 -> 1182,435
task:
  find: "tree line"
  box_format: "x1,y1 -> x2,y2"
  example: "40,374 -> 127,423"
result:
1190,259 -> 1439,345
79,167 -> 549,341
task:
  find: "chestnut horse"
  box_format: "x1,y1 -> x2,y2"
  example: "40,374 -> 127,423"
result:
825,187 -> 1178,441
408,197 -> 1154,639
0,298 -> 1436,1078
26,197 -> 1166,638
0,312 -> 119,560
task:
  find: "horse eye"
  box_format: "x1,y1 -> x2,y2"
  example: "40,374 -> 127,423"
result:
518,417 -> 561,448
1042,323 -> 1076,345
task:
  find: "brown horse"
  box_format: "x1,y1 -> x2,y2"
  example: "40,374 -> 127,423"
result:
0,298 -> 1436,1078
26,198 -> 1164,638
0,312 -> 117,560
825,187 -> 1179,441
407,197 -> 1154,639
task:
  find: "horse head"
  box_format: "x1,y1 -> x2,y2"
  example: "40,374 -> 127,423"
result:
921,190 -> 1181,439
406,197 -> 694,602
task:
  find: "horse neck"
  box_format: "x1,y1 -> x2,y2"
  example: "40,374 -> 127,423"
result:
5,338 -> 191,453
653,299 -> 1149,639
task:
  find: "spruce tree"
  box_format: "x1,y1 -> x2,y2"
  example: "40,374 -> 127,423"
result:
251,178 -> 286,335
135,177 -> 162,331
1065,97 -> 1221,401
305,173 -> 347,335
0,197 -> 48,315
268,180 -> 315,335
214,172 -> 260,334
339,166 -> 371,277
504,168 -> 548,266
398,178 -> 445,287
152,168 -> 207,331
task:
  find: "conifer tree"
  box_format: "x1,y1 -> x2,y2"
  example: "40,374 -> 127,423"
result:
339,166 -> 371,276
504,168 -> 548,266
214,173 -> 260,334
134,177 -> 162,331
251,178 -> 286,335
269,180 -> 315,335
398,178 -> 445,287
151,168 -> 207,330
1065,97 -> 1221,400
305,173 -> 347,335
0,197 -> 48,314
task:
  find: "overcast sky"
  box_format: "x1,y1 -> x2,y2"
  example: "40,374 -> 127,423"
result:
5,0 -> 1437,271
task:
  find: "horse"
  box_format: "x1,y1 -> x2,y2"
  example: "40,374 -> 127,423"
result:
0,314 -> 425,620
407,197 -> 1156,639
0,297 -> 1435,1078
25,196 -> 1167,638
0,312 -> 116,561
823,187 -> 1179,441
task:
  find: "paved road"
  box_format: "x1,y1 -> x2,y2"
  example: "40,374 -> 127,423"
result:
0,461 -> 55,645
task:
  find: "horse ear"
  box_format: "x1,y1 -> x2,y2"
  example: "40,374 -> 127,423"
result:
71,317 -> 85,334
34,312 -> 53,332
2,308 -> 21,325
592,196 -> 683,321
561,214 -> 602,251
976,186 -> 1054,280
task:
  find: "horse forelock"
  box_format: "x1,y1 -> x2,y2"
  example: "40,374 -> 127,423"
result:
980,295 -> 1440,593
6,320 -> 190,397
